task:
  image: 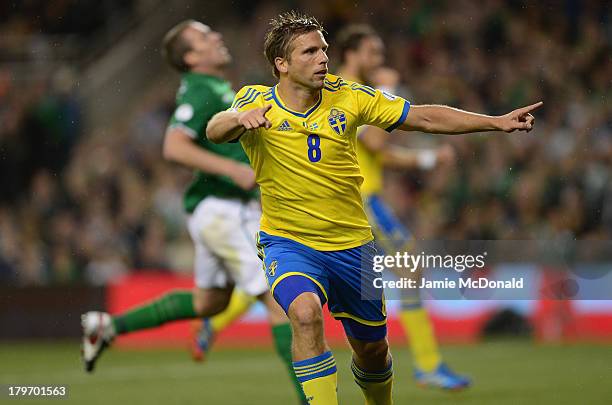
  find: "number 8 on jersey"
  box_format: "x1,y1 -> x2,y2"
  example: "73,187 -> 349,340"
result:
307,134 -> 321,162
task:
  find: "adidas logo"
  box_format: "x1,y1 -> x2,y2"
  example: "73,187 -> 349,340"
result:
278,120 -> 293,131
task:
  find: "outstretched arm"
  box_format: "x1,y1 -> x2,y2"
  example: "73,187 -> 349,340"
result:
399,102 -> 543,134
207,105 -> 272,144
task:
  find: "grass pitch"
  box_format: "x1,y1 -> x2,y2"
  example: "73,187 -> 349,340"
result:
0,340 -> 610,404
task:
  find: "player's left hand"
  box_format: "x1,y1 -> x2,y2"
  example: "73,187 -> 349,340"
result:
229,163 -> 257,191
496,101 -> 543,133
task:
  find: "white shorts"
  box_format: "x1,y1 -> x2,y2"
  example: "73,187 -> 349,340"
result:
187,196 -> 268,297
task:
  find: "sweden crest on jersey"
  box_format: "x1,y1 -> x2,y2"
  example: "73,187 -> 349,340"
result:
328,108 -> 347,135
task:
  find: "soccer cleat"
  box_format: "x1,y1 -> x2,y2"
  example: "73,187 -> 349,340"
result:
190,318 -> 215,362
81,311 -> 115,373
414,363 -> 471,391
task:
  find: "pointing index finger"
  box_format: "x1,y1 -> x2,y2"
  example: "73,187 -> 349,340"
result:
519,101 -> 544,114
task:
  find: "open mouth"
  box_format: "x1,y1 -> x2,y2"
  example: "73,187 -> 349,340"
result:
315,69 -> 328,76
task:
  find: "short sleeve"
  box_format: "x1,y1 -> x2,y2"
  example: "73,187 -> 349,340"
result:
229,86 -> 266,146
351,83 -> 411,132
229,86 -> 264,112
167,86 -> 215,139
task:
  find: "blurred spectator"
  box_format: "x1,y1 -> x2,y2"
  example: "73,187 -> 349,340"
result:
0,1 -> 610,285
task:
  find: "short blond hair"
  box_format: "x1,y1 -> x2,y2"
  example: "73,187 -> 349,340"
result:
264,11 -> 325,78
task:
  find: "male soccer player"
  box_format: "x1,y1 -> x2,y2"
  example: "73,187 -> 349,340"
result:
80,20 -> 306,404
207,11 -> 540,405
336,24 -> 470,390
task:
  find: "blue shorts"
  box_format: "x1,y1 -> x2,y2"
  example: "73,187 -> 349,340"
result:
365,193 -> 422,304
256,231 -> 387,342
364,194 -> 412,255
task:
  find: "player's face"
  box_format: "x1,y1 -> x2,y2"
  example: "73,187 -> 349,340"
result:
355,36 -> 384,78
284,30 -> 329,90
183,23 -> 231,69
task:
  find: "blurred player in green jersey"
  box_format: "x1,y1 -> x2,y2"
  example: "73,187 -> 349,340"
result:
81,20 -> 306,404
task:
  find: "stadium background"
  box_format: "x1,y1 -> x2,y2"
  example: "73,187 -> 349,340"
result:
1,1 -> 611,404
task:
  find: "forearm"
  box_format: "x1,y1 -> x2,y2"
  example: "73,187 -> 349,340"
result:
401,105 -> 500,134
382,146 -> 437,170
206,111 -> 245,144
163,130 -> 243,176
381,145 -> 419,169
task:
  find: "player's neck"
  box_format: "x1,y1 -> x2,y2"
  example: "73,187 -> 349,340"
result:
189,65 -> 226,79
277,79 -> 320,113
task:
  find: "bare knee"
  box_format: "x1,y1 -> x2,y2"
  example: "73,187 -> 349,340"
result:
258,292 -> 289,325
288,293 -> 323,332
352,338 -> 390,367
193,288 -> 232,317
192,298 -> 214,317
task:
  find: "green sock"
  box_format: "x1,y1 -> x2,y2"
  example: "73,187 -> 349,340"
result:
112,290 -> 197,334
272,323 -> 307,403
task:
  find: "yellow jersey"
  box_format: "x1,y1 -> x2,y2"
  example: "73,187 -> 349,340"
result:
231,74 -> 410,250
355,130 -> 384,196
340,74 -> 385,197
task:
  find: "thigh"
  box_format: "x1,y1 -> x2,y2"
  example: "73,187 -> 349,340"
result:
190,197 -> 267,296
187,202 -> 227,290
258,290 -> 289,324
257,231 -> 329,314
326,242 -> 388,342
220,200 -> 269,297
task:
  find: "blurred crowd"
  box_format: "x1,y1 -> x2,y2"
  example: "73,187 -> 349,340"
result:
0,0 -> 136,62
0,0 -> 610,286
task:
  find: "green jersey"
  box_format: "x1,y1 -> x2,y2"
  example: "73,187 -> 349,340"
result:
167,72 -> 257,213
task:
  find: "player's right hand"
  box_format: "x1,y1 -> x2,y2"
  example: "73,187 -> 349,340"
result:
497,102 -> 543,133
229,163 -> 257,191
237,105 -> 272,130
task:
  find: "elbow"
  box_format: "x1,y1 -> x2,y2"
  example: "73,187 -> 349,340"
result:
206,130 -> 223,144
403,106 -> 436,133
407,106 -> 467,134
162,139 -> 176,161
205,122 -> 223,144
162,130 -> 184,162
416,114 -> 436,133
